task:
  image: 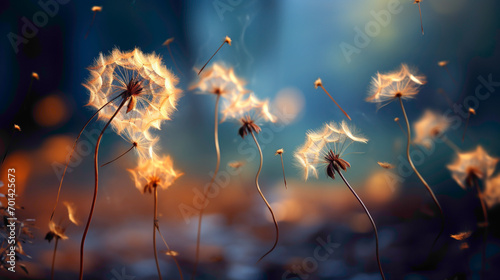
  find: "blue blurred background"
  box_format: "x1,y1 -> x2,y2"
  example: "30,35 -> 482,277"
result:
1,0 -> 500,279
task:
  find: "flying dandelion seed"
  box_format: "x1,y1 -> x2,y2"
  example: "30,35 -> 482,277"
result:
462,108 -> 476,142
275,149 -> 287,189
294,120 -> 385,280
377,162 -> 394,169
450,231 -> 472,241
366,64 -> 444,251
46,204 -> 74,280
162,37 -> 183,76
190,62 -> 248,279
221,92 -> 279,262
58,47 -> 182,280
414,0 -> 424,35
438,60 -> 458,86
63,201 -> 79,226
228,161 -> 245,170
314,78 -> 351,120
85,6 -> 102,39
447,145 -> 498,278
414,110 -> 459,152
198,36 -> 232,75
128,155 -> 183,280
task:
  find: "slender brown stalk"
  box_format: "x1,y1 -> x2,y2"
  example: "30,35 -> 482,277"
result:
319,84 -> 351,120
84,12 -> 97,39
101,144 -> 135,167
51,94 -> 122,221
279,154 -> 287,189
417,2 -> 424,35
441,135 -> 460,153
164,38 -> 184,76
443,66 -> 458,87
192,95 -> 221,280
157,227 -> 184,280
51,238 -> 59,280
398,97 -> 445,249
198,38 -> 230,75
250,131 -> 279,262
335,168 -> 385,280
153,187 -> 163,280
437,89 -> 454,108
462,111 -> 472,142
79,98 -> 126,280
474,176 -> 488,280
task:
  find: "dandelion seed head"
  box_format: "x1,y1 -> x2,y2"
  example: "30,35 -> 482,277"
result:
377,162 -> 395,169
469,108 -> 476,115
191,63 -> 248,100
438,61 -> 448,67
46,221 -> 68,241
450,231 -> 471,241
275,149 -> 284,155
91,6 -> 102,12
366,64 -> 426,108
447,146 -> 499,189
63,201 -> 79,226
162,37 -> 174,46
31,72 -> 39,80
224,36 -> 232,46
484,174 -> 500,208
314,78 -> 322,89
83,47 -> 181,133
295,120 -> 367,180
128,155 -> 183,194
414,110 -> 450,148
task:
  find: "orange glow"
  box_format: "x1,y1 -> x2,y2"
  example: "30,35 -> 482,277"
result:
33,95 -> 68,127
364,170 -> 398,204
0,151 -> 31,198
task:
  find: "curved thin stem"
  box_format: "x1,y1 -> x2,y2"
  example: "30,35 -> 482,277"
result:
84,12 -> 97,39
462,112 -> 471,142
319,85 -> 351,120
192,95 -> 221,280
154,187 -> 163,280
335,168 -> 385,280
79,98 -> 126,280
417,2 -> 424,35
51,238 -> 59,280
279,154 -> 287,189
157,227 -> 184,280
250,131 -> 279,263
166,43 -> 184,77
398,97 -> 445,250
101,144 -> 135,167
474,176 -> 487,280
51,94 -> 122,221
198,42 -> 227,75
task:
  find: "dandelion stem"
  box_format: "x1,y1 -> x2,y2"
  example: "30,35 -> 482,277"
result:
398,96 -> 445,250
250,130 -> 279,262
443,66 -> 458,87
84,12 -> 97,39
198,41 -> 228,76
280,154 -> 287,189
437,89 -> 454,108
101,144 -> 135,167
165,40 -> 184,76
51,94 -> 122,221
319,85 -> 351,120
335,168 -> 385,280
153,187 -> 163,280
462,111 -> 472,142
474,176 -> 488,280
51,238 -> 59,280
192,95 -> 221,280
79,98 -> 126,280
441,135 -> 460,153
417,2 -> 424,35
157,226 -> 184,280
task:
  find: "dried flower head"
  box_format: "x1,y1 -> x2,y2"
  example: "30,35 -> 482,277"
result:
413,110 -> 450,148
31,72 -> 39,80
128,155 -> 183,194
438,61 -> 448,67
221,93 -> 277,138
13,124 -> 21,131
63,201 -> 79,226
162,37 -> 174,46
45,221 -> 68,242
450,231 -> 472,241
377,162 -> 394,169
295,120 -> 368,180
91,6 -> 102,12
366,64 -> 426,108
447,146 -> 499,189
191,63 -> 248,99
83,48 -> 182,134
484,174 -> 500,208
314,78 -> 322,89
469,108 -> 476,115
275,149 -> 284,155
228,161 -> 245,169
